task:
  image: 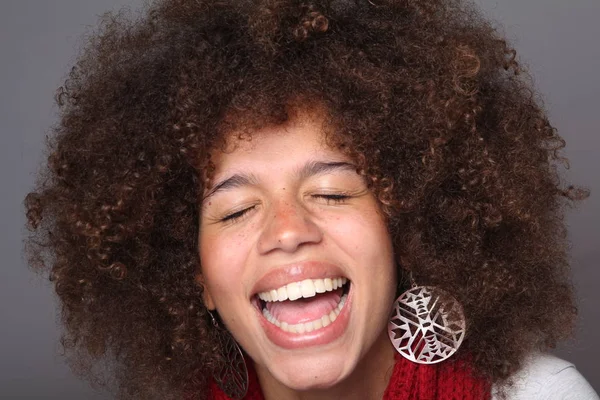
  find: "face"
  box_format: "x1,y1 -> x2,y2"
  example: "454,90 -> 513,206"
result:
198,113 -> 397,391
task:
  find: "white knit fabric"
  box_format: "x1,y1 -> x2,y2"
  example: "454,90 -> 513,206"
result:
492,353 -> 599,399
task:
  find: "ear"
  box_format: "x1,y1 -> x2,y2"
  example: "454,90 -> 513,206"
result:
195,273 -> 216,310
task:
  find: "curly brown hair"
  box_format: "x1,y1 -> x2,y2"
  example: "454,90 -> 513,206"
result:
25,0 -> 588,398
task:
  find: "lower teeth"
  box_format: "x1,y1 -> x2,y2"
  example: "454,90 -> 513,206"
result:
262,294 -> 348,334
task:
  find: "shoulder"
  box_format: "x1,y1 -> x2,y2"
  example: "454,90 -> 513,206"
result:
492,353 -> 599,400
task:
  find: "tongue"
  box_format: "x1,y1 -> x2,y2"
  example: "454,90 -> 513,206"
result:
266,288 -> 343,325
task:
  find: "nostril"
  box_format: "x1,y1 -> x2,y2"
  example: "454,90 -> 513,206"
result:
256,204 -> 323,255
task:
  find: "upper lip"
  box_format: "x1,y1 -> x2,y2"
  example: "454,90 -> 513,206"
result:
250,260 -> 348,297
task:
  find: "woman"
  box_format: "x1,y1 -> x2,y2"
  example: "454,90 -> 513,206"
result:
24,0 -> 598,399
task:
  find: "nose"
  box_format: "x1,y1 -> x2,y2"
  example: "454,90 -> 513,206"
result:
257,198 -> 323,254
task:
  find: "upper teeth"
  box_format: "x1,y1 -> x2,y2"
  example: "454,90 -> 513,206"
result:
257,277 -> 348,302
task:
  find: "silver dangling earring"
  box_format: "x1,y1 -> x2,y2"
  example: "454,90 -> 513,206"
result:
208,310 -> 249,399
387,274 -> 466,364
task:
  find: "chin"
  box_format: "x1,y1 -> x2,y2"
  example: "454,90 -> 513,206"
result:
263,350 -> 357,391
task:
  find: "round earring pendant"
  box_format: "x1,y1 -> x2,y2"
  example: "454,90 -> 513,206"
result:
388,286 -> 466,364
214,332 -> 249,400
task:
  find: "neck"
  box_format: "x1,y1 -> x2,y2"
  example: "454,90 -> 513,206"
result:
255,331 -> 396,400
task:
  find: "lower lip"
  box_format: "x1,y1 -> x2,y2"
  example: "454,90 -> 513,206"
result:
256,285 -> 353,350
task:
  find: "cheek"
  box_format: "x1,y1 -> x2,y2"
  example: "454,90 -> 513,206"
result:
336,211 -> 396,290
198,228 -> 254,286
329,209 -> 392,256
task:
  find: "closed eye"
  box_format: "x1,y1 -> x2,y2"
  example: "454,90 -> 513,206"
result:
312,194 -> 351,205
221,206 -> 255,223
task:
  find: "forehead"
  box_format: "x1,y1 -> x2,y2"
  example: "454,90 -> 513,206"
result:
210,114 -> 345,176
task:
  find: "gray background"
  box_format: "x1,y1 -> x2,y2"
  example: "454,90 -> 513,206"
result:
2,0 -> 598,398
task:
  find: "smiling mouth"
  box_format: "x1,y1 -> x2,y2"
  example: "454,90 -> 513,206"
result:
254,278 -> 351,334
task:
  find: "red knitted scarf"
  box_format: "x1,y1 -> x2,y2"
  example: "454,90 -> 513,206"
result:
209,355 -> 490,400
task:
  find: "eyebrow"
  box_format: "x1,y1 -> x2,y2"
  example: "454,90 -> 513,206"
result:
202,161 -> 357,201
297,160 -> 357,181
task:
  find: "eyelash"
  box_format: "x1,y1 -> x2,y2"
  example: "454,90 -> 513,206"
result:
312,193 -> 351,204
219,194 -> 351,224
221,206 -> 256,224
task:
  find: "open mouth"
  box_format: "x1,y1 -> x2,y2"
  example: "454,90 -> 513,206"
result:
254,277 -> 351,334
